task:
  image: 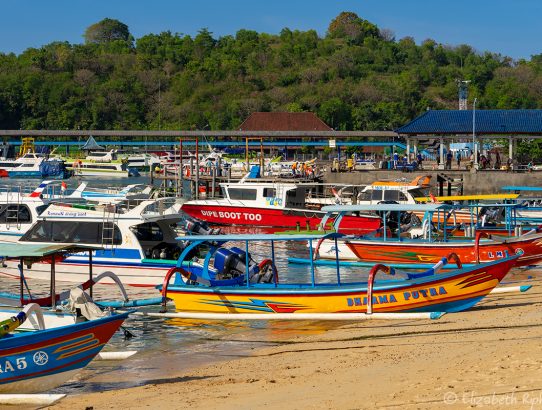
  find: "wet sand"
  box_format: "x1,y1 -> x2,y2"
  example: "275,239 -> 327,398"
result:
49,274 -> 542,410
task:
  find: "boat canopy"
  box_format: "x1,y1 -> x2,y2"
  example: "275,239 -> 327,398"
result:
415,194 -> 518,202
0,243 -> 100,258
175,233 -> 341,242
321,204 -> 449,213
502,186 -> 542,192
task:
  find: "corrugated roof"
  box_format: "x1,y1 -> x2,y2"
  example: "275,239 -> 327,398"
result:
238,112 -> 332,131
397,110 -> 542,135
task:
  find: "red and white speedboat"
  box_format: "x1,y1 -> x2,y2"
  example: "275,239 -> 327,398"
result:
181,181 -> 381,232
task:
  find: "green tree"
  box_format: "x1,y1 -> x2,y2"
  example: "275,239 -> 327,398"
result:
327,12 -> 380,44
84,18 -> 132,45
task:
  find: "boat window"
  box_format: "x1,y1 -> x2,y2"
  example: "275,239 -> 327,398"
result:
21,221 -> 121,244
371,190 -> 382,201
359,190 -> 372,201
0,204 -> 32,223
285,188 -> 305,208
398,191 -> 408,202
263,188 -> 276,198
228,188 -> 257,200
409,188 -> 430,198
383,190 -> 399,201
130,222 -> 164,241
81,164 -> 117,170
35,204 -> 49,215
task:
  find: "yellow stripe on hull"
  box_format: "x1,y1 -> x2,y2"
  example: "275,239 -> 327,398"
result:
167,272 -> 499,314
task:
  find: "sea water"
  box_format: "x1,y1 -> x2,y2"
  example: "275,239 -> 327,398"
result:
0,176 -> 381,394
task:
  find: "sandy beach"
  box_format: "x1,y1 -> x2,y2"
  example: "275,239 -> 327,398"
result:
48,274 -> 542,410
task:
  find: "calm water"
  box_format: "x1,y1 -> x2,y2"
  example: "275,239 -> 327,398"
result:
0,176 -> 380,394
1,176 -> 538,395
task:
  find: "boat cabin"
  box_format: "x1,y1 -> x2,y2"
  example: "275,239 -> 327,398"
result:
85,150 -> 118,163
358,175 -> 432,205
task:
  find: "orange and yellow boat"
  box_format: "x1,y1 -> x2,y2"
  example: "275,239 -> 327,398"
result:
158,234 -> 518,314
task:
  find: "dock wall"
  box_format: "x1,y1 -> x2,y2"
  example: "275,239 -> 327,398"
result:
323,170 -> 542,195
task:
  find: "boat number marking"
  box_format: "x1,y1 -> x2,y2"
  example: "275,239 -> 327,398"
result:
200,210 -> 262,221
0,357 -> 28,373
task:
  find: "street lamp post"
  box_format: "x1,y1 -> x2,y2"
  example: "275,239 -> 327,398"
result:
472,98 -> 478,169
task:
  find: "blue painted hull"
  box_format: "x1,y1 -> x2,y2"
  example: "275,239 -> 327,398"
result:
0,312 -> 129,393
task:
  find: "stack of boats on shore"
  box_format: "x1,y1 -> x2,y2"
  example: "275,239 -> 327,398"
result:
1,175 -> 542,399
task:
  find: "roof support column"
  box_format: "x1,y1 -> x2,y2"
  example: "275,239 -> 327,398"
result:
473,137 -> 478,170
508,136 -> 513,161
439,137 -> 444,170
406,138 -> 411,162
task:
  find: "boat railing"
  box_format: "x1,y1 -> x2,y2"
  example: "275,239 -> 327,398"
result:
139,197 -> 180,218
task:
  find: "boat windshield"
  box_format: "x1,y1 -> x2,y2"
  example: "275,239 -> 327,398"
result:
409,188 -> 430,198
21,221 -> 122,244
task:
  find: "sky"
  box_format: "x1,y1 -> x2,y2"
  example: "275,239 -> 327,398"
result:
2,0 -> 542,59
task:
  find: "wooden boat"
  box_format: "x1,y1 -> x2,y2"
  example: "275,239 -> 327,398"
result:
0,304 -> 129,393
0,243 -> 137,327
319,204 -> 542,267
0,241 -> 133,394
159,234 -> 518,314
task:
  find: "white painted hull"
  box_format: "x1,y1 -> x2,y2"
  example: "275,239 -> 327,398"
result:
0,308 -> 76,331
70,169 -> 129,177
0,370 -> 80,394
0,259 -> 170,287
312,240 -> 359,261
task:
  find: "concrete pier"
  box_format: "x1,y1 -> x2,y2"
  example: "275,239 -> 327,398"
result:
323,169 -> 542,195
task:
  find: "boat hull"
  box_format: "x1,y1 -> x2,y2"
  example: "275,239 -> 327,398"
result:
0,312 -> 128,393
0,258 -> 173,287
345,234 -> 542,267
181,204 -> 381,232
165,258 -> 515,314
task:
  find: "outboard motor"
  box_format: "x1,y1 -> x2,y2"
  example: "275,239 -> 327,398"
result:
213,247 -> 274,283
183,219 -> 222,235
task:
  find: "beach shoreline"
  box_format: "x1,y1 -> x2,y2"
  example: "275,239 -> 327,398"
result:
48,279 -> 542,410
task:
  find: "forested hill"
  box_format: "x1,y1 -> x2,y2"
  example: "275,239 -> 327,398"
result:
0,12 -> 540,131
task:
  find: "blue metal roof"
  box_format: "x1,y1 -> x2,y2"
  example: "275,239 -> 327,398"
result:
397,110 -> 542,135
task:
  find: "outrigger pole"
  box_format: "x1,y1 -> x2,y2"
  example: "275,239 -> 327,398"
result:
131,311 -> 445,321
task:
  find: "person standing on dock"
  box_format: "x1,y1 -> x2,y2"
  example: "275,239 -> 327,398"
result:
446,150 -> 452,170
456,151 -> 461,169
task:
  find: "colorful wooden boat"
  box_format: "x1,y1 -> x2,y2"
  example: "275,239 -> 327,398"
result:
159,234 -> 518,314
0,304 -> 129,393
319,205 -> 542,267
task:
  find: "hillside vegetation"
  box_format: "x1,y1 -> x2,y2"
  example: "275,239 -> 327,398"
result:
0,12 -> 540,131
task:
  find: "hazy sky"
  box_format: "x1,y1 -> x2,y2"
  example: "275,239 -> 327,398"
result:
2,0 -> 541,59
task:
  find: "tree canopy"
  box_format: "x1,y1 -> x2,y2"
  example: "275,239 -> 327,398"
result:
0,12 -> 538,132
84,18 -> 132,44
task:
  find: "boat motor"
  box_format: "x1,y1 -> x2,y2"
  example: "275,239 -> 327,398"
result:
183,219 -> 222,235
212,247 -> 275,283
